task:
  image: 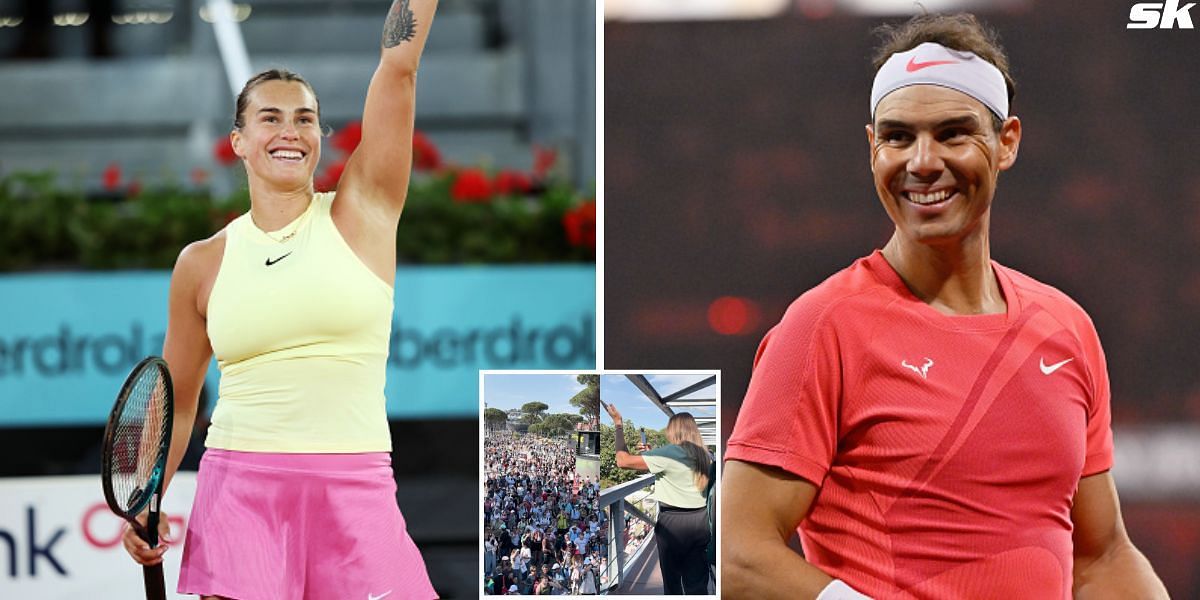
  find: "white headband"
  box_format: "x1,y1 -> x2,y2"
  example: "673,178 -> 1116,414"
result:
870,42 -> 1008,121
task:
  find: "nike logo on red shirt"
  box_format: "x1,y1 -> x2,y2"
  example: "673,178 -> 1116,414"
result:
906,57 -> 959,72
1039,357 -> 1073,375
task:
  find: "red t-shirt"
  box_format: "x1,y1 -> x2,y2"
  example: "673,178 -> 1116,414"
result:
726,250 -> 1113,599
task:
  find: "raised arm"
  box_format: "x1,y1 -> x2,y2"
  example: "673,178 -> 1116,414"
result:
722,459 -> 851,599
1071,471 -> 1168,599
615,452 -> 648,471
338,0 -> 439,221
614,446 -> 649,472
606,402 -> 649,471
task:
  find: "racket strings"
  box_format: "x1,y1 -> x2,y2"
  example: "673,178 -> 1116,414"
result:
109,368 -> 170,513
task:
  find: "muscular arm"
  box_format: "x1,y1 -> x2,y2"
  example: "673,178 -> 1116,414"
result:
1072,472 -> 1168,599
160,240 -> 217,494
722,459 -> 838,599
337,0 -> 439,222
124,239 -> 217,566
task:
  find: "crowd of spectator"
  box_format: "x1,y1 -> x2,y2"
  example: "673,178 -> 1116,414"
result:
484,430 -> 606,595
618,497 -> 654,561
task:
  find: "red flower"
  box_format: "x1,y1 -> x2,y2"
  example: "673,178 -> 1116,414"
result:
191,167 -> 210,186
102,162 -> 121,191
213,136 -> 238,165
450,168 -> 492,203
493,170 -> 532,196
413,130 -> 442,171
315,159 -> 347,192
332,121 -> 362,155
533,145 -> 557,179
127,179 -> 143,198
562,200 -> 596,248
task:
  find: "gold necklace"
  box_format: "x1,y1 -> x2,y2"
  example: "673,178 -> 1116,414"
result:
261,202 -> 310,243
266,229 -> 298,244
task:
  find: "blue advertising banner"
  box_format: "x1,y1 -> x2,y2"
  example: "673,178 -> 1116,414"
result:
0,266 -> 595,426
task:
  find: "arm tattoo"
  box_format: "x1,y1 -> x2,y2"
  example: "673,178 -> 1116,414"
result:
383,0 -> 417,47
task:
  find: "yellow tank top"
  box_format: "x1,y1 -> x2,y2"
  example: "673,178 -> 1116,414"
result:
205,192 -> 394,453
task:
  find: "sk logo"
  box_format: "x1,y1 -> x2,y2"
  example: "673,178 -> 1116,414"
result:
902,357 -> 934,379
1128,0 -> 1196,29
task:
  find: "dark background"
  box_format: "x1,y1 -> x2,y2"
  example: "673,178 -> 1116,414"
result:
605,1 -> 1200,595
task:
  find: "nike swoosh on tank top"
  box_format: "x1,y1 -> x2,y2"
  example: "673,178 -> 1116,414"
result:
206,192 -> 394,453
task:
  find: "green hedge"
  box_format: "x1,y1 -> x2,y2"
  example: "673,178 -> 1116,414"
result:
0,170 -> 595,271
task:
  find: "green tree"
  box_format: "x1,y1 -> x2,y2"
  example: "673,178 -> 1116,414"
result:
569,374 -> 600,418
484,407 -> 508,432
600,422 -> 674,488
601,422 -> 644,488
645,427 -> 669,449
521,401 -> 550,425
529,412 -> 582,437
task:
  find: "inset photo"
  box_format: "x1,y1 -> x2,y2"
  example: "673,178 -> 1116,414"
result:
482,372 -> 604,595
599,373 -> 718,596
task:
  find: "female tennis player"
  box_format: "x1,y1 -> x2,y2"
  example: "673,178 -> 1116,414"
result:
604,403 -> 713,595
120,1 -> 440,598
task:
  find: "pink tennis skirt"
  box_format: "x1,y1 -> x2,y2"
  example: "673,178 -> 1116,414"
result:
177,449 -> 437,600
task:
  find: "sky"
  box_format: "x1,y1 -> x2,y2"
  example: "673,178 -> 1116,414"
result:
598,373 -> 717,431
482,372 -> 592,417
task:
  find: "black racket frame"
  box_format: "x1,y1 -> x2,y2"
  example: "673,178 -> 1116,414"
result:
101,355 -> 174,600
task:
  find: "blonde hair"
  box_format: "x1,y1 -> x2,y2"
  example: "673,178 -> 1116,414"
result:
665,413 -> 712,491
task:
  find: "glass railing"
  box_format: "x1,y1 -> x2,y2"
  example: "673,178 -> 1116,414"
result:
597,473 -> 657,593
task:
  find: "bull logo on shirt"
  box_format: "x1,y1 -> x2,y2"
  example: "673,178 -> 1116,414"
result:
901,357 -> 934,379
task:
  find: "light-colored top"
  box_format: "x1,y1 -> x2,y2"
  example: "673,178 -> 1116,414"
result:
205,192 -> 394,452
641,444 -> 707,509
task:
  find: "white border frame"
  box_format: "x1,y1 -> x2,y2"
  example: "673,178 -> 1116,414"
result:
478,369 -> 721,598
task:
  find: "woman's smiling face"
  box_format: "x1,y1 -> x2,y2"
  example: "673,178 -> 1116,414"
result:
231,80 -> 323,189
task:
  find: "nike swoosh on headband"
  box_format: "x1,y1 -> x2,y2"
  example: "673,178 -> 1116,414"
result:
906,57 -> 959,72
872,42 -> 1008,119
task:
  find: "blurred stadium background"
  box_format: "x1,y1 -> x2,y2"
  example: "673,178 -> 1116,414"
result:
605,0 -> 1200,596
0,1 -> 594,598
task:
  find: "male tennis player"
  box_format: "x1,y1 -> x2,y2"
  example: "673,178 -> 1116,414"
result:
119,1 -> 441,598
722,13 -> 1168,599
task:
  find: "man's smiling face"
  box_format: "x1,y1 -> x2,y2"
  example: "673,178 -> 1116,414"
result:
866,84 -> 1021,247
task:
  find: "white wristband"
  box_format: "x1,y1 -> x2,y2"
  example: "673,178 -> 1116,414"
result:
816,579 -> 873,600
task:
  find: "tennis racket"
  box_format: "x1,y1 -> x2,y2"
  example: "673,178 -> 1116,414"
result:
101,356 -> 174,600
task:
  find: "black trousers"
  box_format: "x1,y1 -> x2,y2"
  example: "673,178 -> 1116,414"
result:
654,505 -> 710,595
